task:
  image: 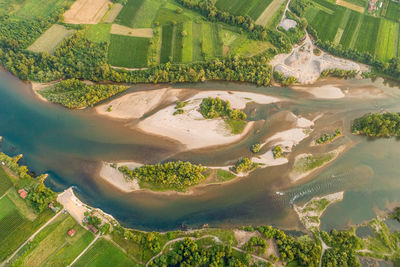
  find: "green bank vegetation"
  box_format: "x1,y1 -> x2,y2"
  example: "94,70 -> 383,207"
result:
293,153 -> 335,173
352,112 -> 400,137
250,143 -> 261,153
316,129 -> 341,144
272,145 -> 284,159
232,158 -> 258,174
39,79 -> 129,108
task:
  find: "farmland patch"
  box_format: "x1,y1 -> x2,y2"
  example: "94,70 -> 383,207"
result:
336,0 -> 365,13
216,0 -> 273,20
111,24 -> 153,38
375,18 -> 398,61
255,0 -> 287,26
15,0 -> 73,19
130,0 -> 164,28
103,3 -> 123,23
74,238 -> 135,266
108,34 -> 150,68
63,0 -> 110,24
182,21 -> 193,63
354,15 -> 380,55
115,0 -> 144,27
85,24 -> 111,43
384,1 -> 400,22
160,25 -> 174,63
27,24 -> 75,54
0,166 -> 12,197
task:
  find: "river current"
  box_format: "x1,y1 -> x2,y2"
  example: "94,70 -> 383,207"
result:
1,70 -> 400,231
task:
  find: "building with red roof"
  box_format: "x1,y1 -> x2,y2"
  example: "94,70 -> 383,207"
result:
18,189 -> 27,199
68,229 -> 76,237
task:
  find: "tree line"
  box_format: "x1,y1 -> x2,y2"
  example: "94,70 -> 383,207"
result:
351,112 -> 400,137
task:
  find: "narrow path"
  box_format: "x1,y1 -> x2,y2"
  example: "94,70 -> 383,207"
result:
104,235 -> 141,264
68,234 -> 100,266
318,235 -> 331,267
0,188 -> 11,200
0,209 -> 65,267
145,235 -> 272,266
277,0 -> 291,30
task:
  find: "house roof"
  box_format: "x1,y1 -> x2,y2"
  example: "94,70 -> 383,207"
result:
68,229 -> 75,236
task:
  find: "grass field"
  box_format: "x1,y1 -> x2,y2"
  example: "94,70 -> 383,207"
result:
215,0 -> 273,20
130,0 -> 164,28
354,15 -> 380,55
336,0 -> 365,12
13,213 -> 94,267
0,166 -> 12,197
0,196 -> 53,261
385,1 -> 400,22
201,23 -> 214,60
14,0 -> 72,19
173,23 -> 183,62
108,35 -> 150,68
339,11 -> 362,48
115,0 -> 145,27
255,0 -> 286,26
182,22 -> 193,63
160,25 -> 174,63
27,24 -> 75,54
85,24 -> 111,43
74,238 -> 135,267
192,22 -> 204,62
341,0 -> 367,7
375,19 -> 399,61
103,3 -> 123,23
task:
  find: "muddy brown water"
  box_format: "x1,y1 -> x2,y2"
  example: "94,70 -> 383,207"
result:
1,71 -> 400,231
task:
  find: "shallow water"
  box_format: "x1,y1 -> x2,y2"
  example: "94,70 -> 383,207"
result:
1,70 -> 400,231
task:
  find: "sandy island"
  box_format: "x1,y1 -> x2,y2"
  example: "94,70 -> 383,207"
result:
134,89 -> 280,150
252,112 -> 314,167
98,162 -> 142,193
294,191 -> 344,230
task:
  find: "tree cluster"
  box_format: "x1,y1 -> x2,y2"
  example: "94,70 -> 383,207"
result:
232,158 -> 256,174
316,129 -> 341,144
119,161 -> 207,191
39,79 -> 128,108
272,145 -> 283,159
243,236 -> 268,254
273,71 -> 298,87
200,97 -> 246,120
351,112 -> 400,137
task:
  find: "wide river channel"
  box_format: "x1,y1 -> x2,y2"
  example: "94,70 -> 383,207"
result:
1,70 -> 400,232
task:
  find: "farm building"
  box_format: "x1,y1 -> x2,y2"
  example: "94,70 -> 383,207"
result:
18,189 -> 27,199
68,229 -> 76,237
87,224 -> 98,234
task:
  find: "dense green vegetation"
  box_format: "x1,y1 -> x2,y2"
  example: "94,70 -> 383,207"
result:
316,129 -> 341,144
215,0 -> 272,20
108,35 -> 150,68
39,79 -> 128,109
351,112 -> 400,137
119,161 -> 207,191
273,70 -> 297,86
293,153 -> 335,173
320,68 -> 358,79
272,145 -> 283,159
251,143 -> 261,153
321,229 -> 363,266
232,158 -> 257,174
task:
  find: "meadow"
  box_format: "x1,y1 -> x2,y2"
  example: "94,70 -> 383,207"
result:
74,238 -> 135,267
130,0 -> 164,28
27,24 -> 75,54
160,25 -> 174,63
108,35 -> 150,68
12,213 -> 94,266
84,24 -> 111,44
215,0 -> 273,20
375,19 -> 399,61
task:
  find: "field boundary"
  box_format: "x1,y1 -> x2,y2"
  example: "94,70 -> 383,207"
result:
103,4 -> 123,23
63,0 -> 111,24
336,0 -> 365,13
111,24 -> 153,38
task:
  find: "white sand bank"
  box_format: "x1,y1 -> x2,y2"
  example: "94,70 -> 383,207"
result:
98,162 -> 141,192
252,150 -> 289,167
137,90 -> 279,150
57,188 -> 90,224
96,88 -> 181,119
294,84 -> 345,99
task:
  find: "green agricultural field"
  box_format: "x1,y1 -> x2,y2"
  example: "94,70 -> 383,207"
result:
339,11 -> 362,48
0,196 -> 16,221
13,213 -> 94,267
0,199 -> 53,262
0,166 -> 12,196
108,34 -> 150,68
385,1 -> 400,22
27,24 -> 75,54
155,7 -> 192,26
192,22 -> 204,62
201,23 -> 214,60
14,0 -> 72,19
85,24 -> 111,44
115,0 -> 145,27
354,15 -> 380,55
215,0 -> 273,20
131,0 -> 164,28
211,24 -> 223,57
0,0 -> 26,16
229,35 -> 274,57
173,23 -> 183,62
182,21 -> 193,62
74,238 -> 135,267
160,25 -> 174,63
375,19 -> 399,61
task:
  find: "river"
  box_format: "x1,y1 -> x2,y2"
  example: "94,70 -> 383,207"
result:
1,70 -> 400,231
